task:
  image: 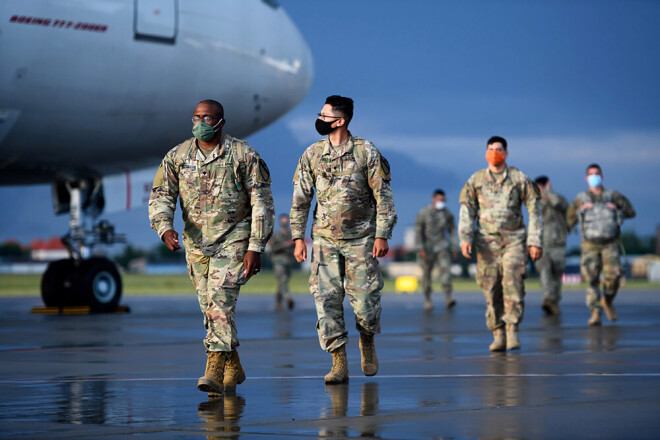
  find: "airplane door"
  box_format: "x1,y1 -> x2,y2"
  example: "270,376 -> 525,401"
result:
135,0 -> 177,43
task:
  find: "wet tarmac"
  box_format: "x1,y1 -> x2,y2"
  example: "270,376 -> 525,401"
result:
1,288 -> 660,439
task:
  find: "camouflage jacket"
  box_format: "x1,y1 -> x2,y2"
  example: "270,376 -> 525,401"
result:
414,205 -> 458,253
566,188 -> 635,242
539,188 -> 569,247
148,133 -> 275,255
269,227 -> 295,266
458,166 -> 543,247
290,134 -> 397,240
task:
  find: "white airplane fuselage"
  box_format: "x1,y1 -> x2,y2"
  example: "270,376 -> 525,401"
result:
0,0 -> 313,185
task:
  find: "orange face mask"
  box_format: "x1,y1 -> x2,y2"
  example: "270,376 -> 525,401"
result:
485,149 -> 506,166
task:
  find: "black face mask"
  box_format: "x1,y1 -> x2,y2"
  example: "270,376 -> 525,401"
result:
315,118 -> 336,136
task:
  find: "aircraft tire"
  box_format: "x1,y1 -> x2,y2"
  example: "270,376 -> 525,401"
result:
75,258 -> 122,313
41,259 -> 77,307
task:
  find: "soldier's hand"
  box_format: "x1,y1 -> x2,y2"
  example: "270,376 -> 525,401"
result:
605,202 -> 617,210
243,250 -> 261,278
419,249 -> 427,260
528,246 -> 543,262
580,202 -> 593,211
294,239 -> 307,262
373,238 -> 389,258
162,229 -> 182,252
461,243 -> 472,259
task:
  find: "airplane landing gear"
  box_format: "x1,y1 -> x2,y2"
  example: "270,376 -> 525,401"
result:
41,179 -> 125,313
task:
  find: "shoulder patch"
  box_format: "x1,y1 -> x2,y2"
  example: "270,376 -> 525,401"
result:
257,158 -> 271,182
379,155 -> 391,180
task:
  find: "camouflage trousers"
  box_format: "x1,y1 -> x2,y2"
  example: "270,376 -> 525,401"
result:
581,240 -> 622,311
475,233 -> 527,330
186,236 -> 249,352
273,263 -> 293,301
534,245 -> 566,304
420,248 -> 452,296
309,235 -> 383,352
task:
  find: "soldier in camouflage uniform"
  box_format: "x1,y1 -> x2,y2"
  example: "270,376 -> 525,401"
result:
149,100 -> 274,396
415,189 -> 459,310
290,95 -> 397,384
567,163 -> 635,326
458,136 -> 543,352
533,176 -> 569,316
269,213 -> 296,310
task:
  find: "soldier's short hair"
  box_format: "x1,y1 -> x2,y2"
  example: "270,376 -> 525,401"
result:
433,189 -> 445,197
199,99 -> 224,118
586,163 -> 602,174
487,136 -> 507,150
325,95 -> 354,123
535,176 -> 549,186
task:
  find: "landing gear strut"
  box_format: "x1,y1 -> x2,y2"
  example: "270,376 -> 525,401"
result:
41,179 -> 125,312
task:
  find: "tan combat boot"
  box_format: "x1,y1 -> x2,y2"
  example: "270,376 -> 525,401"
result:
197,351 -> 225,395
445,293 -> 456,310
325,345 -> 349,384
224,349 -> 246,389
506,323 -> 521,350
489,327 -> 506,352
588,308 -> 602,326
542,299 -> 561,316
423,291 -> 433,311
359,333 -> 378,376
601,297 -> 618,322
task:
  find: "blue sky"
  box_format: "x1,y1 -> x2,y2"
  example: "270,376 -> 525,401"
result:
1,0 -> 659,251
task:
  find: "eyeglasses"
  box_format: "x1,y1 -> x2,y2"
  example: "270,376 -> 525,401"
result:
317,113 -> 342,121
192,115 -> 220,124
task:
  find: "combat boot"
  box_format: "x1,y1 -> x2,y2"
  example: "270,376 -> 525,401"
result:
601,297 -> 618,322
224,349 -> 246,389
197,351 -> 225,395
542,299 -> 561,316
506,323 -> 521,350
588,308 -> 602,326
445,293 -> 456,309
423,291 -> 433,311
359,333 -> 378,376
286,297 -> 295,310
489,327 -> 506,352
324,345 -> 349,384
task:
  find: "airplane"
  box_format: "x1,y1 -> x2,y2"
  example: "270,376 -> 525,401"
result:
0,0 -> 313,311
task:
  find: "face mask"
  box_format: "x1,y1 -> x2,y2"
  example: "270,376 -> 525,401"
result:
192,118 -> 223,142
434,201 -> 445,210
587,174 -> 602,188
315,118 -> 336,136
485,149 -> 506,166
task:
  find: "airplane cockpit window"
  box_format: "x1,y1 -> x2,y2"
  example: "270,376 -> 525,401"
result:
262,0 -> 280,9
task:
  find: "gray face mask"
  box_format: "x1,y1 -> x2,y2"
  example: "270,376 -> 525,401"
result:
192,118 -> 223,142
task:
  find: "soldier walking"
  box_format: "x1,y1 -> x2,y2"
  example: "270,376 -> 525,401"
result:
534,176 -> 569,316
290,95 -> 397,383
415,189 -> 458,310
149,99 -> 274,395
566,163 -> 635,326
269,213 -> 296,310
458,136 -> 543,352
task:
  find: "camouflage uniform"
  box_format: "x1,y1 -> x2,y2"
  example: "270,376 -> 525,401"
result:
269,226 -> 296,304
458,167 -> 542,330
567,189 -> 635,312
533,188 -> 569,305
149,133 -> 274,352
290,133 -> 397,352
414,205 -> 458,301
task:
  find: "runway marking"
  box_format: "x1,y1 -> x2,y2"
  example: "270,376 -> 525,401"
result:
3,373 -> 660,384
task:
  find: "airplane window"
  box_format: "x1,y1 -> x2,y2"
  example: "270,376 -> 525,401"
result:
262,0 -> 280,8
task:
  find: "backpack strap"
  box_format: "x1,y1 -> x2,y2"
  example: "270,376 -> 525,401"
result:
230,138 -> 248,192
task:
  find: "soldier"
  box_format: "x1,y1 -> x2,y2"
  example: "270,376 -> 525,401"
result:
149,99 -> 274,395
534,176 -> 569,316
415,189 -> 459,310
566,163 -> 635,326
269,213 -> 296,310
458,136 -> 543,352
290,95 -> 397,384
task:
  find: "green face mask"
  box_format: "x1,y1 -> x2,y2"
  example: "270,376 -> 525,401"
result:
192,119 -> 223,142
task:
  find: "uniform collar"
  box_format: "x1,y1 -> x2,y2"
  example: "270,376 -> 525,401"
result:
193,133 -> 231,163
485,165 -> 509,184
321,132 -> 354,158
